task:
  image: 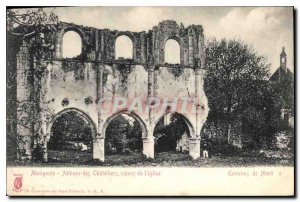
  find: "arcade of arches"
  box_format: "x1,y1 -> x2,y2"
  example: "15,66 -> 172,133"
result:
46,110 -> 196,162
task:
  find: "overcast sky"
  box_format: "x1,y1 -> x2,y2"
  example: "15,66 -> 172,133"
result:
53,7 -> 294,74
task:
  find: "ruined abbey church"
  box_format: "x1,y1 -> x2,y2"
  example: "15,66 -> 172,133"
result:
8,20 -> 209,162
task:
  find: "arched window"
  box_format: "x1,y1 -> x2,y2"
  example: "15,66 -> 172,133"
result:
165,39 -> 180,64
115,35 -> 133,59
62,31 -> 82,58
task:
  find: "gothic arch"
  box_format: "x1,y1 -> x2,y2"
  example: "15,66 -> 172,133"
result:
102,110 -> 148,138
46,108 -> 97,140
153,112 -> 195,138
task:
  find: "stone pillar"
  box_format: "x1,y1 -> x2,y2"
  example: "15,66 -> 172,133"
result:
93,137 -> 105,161
18,136 -> 33,161
38,61 -> 50,162
39,114 -> 48,161
191,61 -> 207,159
144,65 -> 155,159
198,35 -> 205,70
95,30 -> 99,60
189,138 -> 200,159
95,56 -> 105,161
143,136 -> 155,158
146,36 -> 150,61
195,68 -> 203,137
140,32 -> 146,63
188,33 -> 194,65
100,31 -> 105,58
152,31 -> 159,65
16,42 -> 34,161
55,35 -> 62,59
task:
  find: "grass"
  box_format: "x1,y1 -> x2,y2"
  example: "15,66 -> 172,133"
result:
7,150 -> 294,167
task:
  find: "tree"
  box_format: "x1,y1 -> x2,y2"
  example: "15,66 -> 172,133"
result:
7,8 -> 58,36
204,39 -> 271,149
267,68 -> 295,152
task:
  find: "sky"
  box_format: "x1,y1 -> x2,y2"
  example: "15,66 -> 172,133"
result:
53,6 -> 294,74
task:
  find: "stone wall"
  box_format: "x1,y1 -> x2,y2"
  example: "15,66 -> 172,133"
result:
14,20 -> 209,162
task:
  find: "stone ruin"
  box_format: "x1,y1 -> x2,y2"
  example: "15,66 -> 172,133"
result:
10,20 -> 209,162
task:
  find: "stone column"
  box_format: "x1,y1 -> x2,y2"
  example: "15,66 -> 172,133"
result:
37,61 -> 51,162
189,138 -> 200,159
143,65 -> 155,158
95,59 -> 105,161
140,32 -> 146,63
195,68 -> 204,137
100,31 -> 105,58
95,30 -> 99,60
55,34 -> 62,59
189,63 -> 205,159
39,111 -> 48,162
16,42 -> 34,161
188,32 -> 194,65
93,136 -> 105,161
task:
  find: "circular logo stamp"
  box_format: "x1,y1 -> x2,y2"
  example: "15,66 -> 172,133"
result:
13,176 -> 23,192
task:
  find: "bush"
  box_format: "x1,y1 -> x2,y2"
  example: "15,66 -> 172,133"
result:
212,144 -> 242,157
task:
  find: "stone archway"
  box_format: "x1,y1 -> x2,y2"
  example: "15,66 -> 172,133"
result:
45,108 -> 97,163
153,112 -> 195,137
102,110 -> 147,138
153,112 -> 200,159
100,110 -> 149,161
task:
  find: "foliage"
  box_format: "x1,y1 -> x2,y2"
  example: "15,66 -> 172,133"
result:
272,71 -> 294,115
204,39 -> 275,149
7,8 -> 58,61
49,111 -> 93,145
7,8 -> 58,36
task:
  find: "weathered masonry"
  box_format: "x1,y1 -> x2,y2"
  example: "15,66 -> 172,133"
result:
13,20 -> 209,161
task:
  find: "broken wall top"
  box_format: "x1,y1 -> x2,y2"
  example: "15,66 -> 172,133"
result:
13,20 -> 205,69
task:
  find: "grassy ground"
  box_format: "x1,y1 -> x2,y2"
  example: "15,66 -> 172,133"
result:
7,150 -> 294,167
